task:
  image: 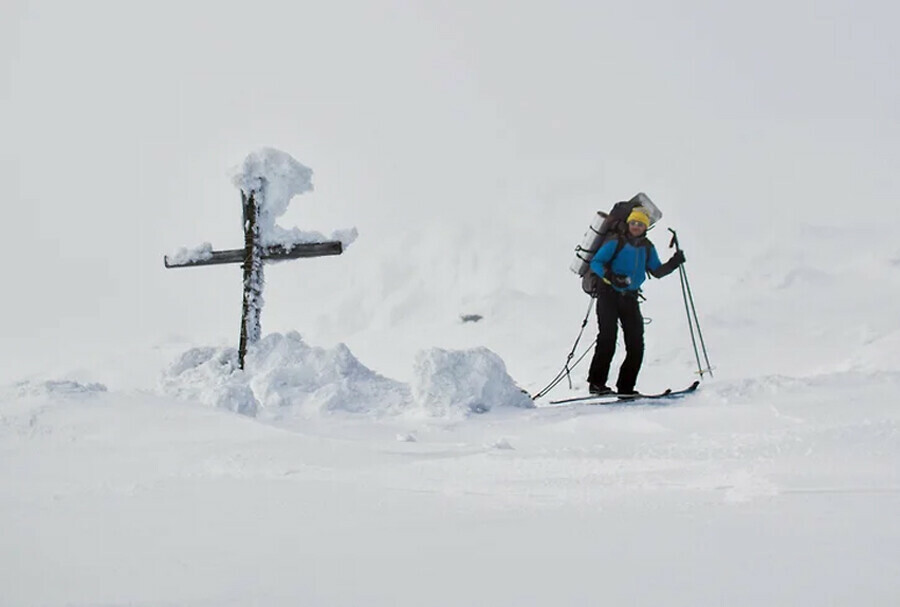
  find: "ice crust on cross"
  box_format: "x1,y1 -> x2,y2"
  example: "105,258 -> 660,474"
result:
230,147 -> 358,249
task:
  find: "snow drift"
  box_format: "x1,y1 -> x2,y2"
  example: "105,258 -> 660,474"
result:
161,332 -> 532,420
413,347 -> 534,416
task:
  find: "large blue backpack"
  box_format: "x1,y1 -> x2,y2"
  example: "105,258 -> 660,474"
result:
571,193 -> 662,295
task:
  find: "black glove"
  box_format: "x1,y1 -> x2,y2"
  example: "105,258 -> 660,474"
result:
604,268 -> 631,288
671,250 -> 686,266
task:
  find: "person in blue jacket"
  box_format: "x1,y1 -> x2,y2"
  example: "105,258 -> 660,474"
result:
587,207 -> 685,396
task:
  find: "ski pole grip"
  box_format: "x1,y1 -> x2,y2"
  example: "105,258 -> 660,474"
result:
668,228 -> 680,251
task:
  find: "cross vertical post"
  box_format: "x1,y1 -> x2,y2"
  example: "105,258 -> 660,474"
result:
239,188 -> 264,369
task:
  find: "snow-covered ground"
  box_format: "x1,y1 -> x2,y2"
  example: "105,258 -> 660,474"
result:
3,148 -> 899,605
4,369 -> 900,606
4,2 -> 900,605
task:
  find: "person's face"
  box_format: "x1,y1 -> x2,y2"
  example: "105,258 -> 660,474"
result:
628,220 -> 647,237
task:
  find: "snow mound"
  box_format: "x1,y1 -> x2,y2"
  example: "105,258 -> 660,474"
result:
490,437 -> 515,450
412,347 -> 534,417
12,379 -> 108,398
159,347 -> 259,416
246,332 -> 410,415
161,335 -> 533,421
161,332 -> 410,418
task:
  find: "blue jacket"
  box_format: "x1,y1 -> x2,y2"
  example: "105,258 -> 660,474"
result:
590,236 -> 663,293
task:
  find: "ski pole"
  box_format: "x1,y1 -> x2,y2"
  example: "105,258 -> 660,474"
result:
668,229 -> 714,378
678,263 -> 703,377
681,264 -> 713,377
533,296 -> 597,399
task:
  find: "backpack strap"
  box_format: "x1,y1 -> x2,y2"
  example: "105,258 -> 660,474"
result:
582,236 -> 626,295
607,235 -> 627,267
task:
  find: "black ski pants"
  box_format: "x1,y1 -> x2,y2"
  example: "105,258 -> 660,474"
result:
587,285 -> 644,393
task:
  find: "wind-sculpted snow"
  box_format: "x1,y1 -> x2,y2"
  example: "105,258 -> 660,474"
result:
229,147 -> 358,249
231,148 -> 314,234
160,332 -> 530,420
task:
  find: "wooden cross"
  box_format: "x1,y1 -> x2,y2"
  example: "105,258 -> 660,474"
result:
164,186 -> 343,369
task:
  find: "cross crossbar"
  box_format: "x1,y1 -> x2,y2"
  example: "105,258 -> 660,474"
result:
164,241 -> 343,268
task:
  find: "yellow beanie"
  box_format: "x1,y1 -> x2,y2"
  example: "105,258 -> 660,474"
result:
627,208 -> 651,227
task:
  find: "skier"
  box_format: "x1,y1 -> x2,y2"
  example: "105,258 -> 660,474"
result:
587,207 -> 685,396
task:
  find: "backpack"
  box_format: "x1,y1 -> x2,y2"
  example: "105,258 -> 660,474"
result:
570,193 -> 662,295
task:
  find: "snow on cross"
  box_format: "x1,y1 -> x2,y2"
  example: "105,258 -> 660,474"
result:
164,148 -> 357,369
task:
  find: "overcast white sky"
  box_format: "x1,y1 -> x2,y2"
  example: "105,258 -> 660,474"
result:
2,0 -> 898,382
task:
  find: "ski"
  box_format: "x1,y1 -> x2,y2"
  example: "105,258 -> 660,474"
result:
548,392 -> 617,405
546,381 -> 699,406
659,380 -> 700,397
597,380 -> 699,405
548,388 -> 668,405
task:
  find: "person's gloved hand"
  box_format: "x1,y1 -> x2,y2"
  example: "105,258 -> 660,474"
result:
605,268 -> 631,288
671,250 -> 686,266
